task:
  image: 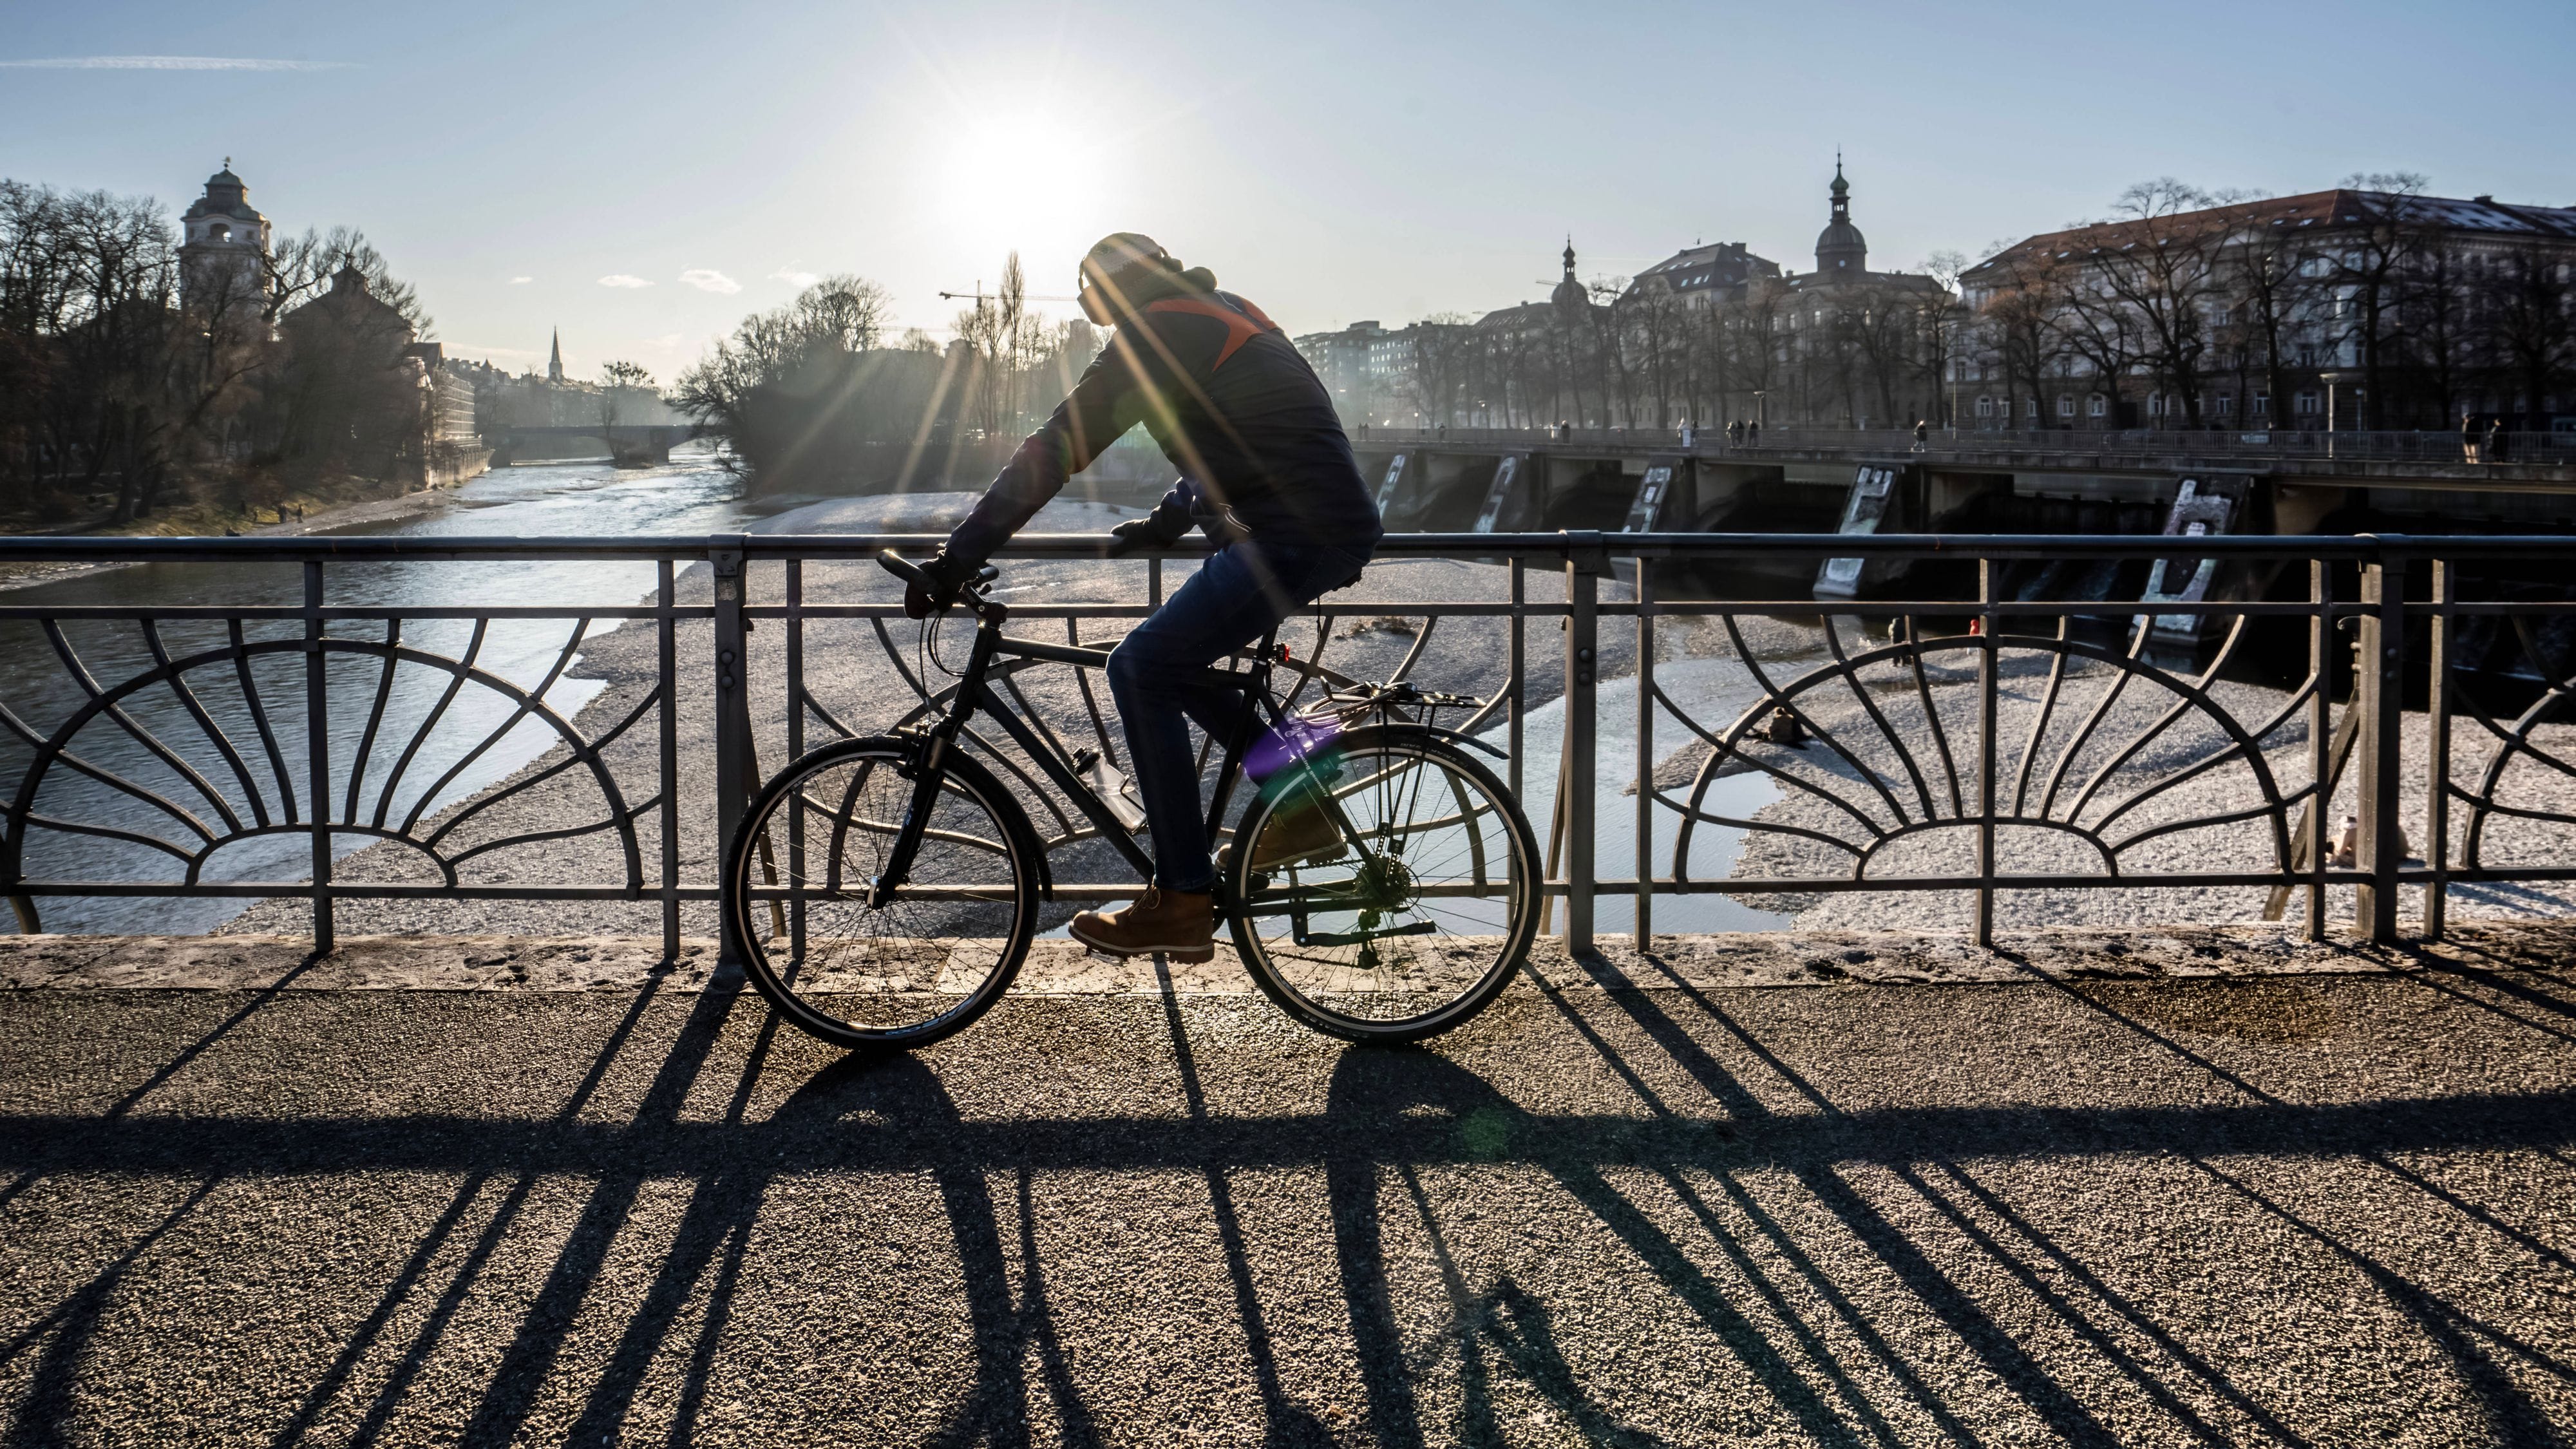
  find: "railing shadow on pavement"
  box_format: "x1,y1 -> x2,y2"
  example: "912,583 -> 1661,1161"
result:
4,972 -> 2575,1444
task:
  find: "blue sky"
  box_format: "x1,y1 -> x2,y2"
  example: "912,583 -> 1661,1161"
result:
5,0 -> 2570,384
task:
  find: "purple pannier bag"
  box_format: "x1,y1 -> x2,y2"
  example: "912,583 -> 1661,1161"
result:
1244,714 -> 1343,784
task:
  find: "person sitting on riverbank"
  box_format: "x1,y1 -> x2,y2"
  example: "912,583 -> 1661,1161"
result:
902,232 -> 1383,962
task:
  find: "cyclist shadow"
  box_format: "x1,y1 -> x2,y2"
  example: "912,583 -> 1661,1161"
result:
770,1043 -> 1685,1448
766,1050 -> 1110,1449
1319,1048 -> 1688,1449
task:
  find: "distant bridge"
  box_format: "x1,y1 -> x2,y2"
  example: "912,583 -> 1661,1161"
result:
485,424 -> 706,466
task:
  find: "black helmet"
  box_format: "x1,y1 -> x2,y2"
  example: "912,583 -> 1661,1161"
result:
1077,232 -> 1172,323
1077,232 -> 1220,324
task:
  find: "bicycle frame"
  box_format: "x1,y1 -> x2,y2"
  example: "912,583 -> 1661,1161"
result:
873,598 -> 1294,904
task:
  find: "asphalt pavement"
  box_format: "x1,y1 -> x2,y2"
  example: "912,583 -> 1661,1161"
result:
1,953 -> 2572,1446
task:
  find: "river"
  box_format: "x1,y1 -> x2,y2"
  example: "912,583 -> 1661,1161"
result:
5,455 -> 1790,938
1,452 -> 764,935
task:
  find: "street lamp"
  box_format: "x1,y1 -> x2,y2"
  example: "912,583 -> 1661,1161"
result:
2319,370 -> 2344,458
1753,389 -> 1768,432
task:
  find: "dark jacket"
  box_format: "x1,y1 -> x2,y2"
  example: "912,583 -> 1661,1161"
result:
945,288 -> 1382,564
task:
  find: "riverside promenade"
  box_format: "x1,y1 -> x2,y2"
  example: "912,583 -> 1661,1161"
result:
1,925 -> 2571,1446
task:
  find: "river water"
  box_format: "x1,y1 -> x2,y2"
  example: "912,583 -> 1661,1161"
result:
5,455 -> 1788,937
1,453 -> 762,935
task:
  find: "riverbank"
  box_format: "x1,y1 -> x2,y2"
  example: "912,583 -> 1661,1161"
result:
0,483 -> 460,592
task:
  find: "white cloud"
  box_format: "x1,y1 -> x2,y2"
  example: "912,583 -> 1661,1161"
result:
596,274 -> 653,289
0,55 -> 355,71
769,267 -> 820,289
507,276 -> 533,285
678,269 -> 741,295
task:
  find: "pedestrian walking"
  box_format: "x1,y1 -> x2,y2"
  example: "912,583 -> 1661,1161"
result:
2462,412 -> 2481,464
1911,419 -> 1929,452
1747,419 -> 1761,446
2488,419 -> 2509,464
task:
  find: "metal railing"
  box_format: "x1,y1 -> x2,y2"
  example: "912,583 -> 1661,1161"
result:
1354,424 -> 2576,468
4,531 -> 2574,953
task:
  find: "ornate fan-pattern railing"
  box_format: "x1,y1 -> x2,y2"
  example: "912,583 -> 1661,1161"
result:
0,553 -> 691,945
6,535 -> 2575,949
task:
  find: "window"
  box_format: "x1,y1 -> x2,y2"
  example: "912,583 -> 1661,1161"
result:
2088,394 -> 2107,418
1976,396 -> 1994,417
2058,396 -> 2076,418
2253,393 -> 2270,417
2148,393 -> 2166,417
2296,392 -> 2320,415
2026,398 -> 2040,418
2218,393 -> 2235,415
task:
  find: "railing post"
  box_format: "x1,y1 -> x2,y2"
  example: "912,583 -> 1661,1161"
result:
1635,556 -> 1654,951
786,558 -> 807,961
1508,558 -> 1525,804
1976,558 -> 1998,948
2307,560 -> 2333,940
2356,544 -> 2405,942
304,559 -> 332,953
1561,531 -> 1605,952
711,536 -> 753,965
2425,557 -> 2450,940
658,560 -> 679,960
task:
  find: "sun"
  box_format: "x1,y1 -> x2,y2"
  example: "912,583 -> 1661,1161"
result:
926,111 -> 1123,290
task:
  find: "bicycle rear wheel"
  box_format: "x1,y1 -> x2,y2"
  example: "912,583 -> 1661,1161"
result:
1225,724 -> 1539,1043
724,735 -> 1037,1050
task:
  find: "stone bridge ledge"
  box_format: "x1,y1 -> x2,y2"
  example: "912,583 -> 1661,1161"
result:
5,923 -> 2568,995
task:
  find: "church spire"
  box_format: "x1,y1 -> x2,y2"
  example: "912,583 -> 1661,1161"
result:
547,328 -> 564,383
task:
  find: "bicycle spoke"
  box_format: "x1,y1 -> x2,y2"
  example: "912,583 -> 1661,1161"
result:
1230,731 -> 1535,1037
733,744 -> 1031,1046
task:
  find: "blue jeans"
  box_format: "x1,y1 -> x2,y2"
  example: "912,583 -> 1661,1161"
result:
1105,540 -> 1368,892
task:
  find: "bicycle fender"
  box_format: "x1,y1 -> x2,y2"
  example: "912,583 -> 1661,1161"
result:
1392,721 -> 1510,761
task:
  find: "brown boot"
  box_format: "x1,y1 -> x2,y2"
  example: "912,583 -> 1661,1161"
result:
1227,803 -> 1346,874
1068,887 -> 1215,962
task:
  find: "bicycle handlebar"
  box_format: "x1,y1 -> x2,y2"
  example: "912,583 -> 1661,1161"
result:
876,549 -> 1002,614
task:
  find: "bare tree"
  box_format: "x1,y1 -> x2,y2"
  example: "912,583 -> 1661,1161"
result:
598,359 -> 652,452
2062,180 -> 2247,427
673,273 -> 894,457
262,226 -> 428,334
2329,171 -> 2432,428
1913,250 -> 1969,427
1401,314 -> 1476,428
2215,243 -> 2309,431
2485,247 -> 2575,428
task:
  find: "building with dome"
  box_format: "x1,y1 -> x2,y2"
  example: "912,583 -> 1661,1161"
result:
178,162 -> 272,332
1766,160 -> 1953,428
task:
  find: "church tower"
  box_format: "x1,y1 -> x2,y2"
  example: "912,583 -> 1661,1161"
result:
548,328 -> 565,383
1550,236 -> 1589,323
178,160 -> 272,330
1813,156 -> 1870,277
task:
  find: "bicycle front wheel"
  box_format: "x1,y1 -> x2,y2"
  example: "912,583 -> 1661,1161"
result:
723,735 -> 1037,1050
1226,724 -> 1540,1043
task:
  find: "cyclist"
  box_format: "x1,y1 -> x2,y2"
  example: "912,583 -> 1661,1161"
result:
904,233 -> 1382,961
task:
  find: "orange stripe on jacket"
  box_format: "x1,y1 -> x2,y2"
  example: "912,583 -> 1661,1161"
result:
1143,296 -> 1272,370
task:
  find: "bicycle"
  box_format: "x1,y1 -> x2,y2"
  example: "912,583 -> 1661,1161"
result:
720,549 -> 1542,1051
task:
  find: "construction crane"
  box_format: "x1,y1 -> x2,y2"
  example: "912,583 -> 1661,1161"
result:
938,283 -> 1080,305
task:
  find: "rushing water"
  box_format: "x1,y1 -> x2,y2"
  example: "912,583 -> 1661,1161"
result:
0,453 -> 762,935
